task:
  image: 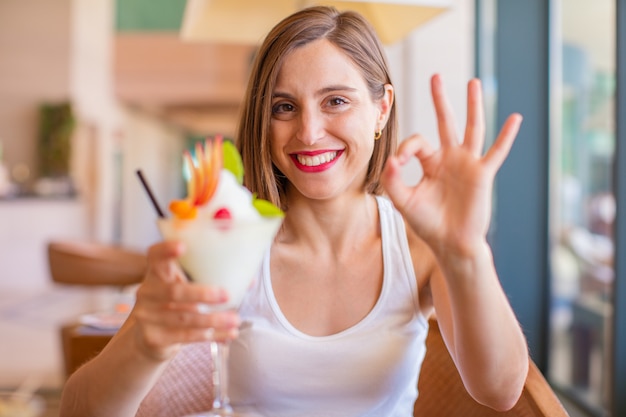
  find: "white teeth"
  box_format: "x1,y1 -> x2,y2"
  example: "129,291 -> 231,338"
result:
296,151 -> 338,167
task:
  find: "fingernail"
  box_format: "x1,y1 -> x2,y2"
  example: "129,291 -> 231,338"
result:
196,303 -> 211,314
218,288 -> 230,301
205,287 -> 228,302
220,311 -> 240,327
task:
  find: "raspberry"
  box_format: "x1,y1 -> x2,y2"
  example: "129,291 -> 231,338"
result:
213,207 -> 232,220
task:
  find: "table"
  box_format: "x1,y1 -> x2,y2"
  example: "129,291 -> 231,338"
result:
60,323 -> 115,377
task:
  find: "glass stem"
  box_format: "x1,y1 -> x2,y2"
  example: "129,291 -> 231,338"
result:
210,340 -> 233,413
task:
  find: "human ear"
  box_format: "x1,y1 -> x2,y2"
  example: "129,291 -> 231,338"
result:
376,84 -> 394,129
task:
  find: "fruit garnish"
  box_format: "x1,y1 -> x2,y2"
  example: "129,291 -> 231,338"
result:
195,137 -> 222,204
168,135 -> 284,220
252,196 -> 285,218
169,199 -> 198,220
213,207 -> 232,220
222,140 -> 244,185
169,136 -> 223,219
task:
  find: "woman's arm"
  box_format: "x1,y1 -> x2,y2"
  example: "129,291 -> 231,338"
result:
428,243 -> 528,411
382,74 -> 528,411
60,319 -> 174,417
60,241 -> 239,417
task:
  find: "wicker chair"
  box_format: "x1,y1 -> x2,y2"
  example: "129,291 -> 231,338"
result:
414,318 -> 569,417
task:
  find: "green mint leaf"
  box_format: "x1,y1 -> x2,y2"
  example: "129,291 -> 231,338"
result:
253,198 -> 284,217
222,140 -> 244,185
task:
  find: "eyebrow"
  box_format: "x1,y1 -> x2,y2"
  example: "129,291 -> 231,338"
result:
272,85 -> 358,100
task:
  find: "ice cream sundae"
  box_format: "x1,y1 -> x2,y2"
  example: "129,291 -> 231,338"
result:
157,136 -> 283,308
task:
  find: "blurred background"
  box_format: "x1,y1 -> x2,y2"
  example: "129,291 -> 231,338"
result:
0,0 -> 473,414
0,1 -> 624,417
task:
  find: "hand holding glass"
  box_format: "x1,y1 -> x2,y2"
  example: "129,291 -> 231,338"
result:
158,216 -> 282,417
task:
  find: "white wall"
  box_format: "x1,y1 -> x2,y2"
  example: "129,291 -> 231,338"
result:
387,0 -> 475,184
0,2 -> 185,390
0,200 -> 87,290
119,108 -> 187,251
0,0 -> 72,181
70,0 -> 120,243
0,0 -> 89,292
0,0 -> 197,249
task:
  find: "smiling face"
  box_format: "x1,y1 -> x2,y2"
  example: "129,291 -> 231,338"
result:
269,39 -> 393,203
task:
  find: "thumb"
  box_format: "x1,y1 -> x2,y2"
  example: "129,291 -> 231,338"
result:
146,241 -> 189,284
381,134 -> 434,211
381,155 -> 412,211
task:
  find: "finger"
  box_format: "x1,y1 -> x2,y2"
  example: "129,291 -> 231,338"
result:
141,324 -> 239,351
483,113 -> 523,172
431,74 -> 458,147
202,327 -> 240,343
137,280 -> 229,305
146,241 -> 188,284
381,135 -> 435,210
147,240 -> 185,263
182,326 -> 240,343
137,306 -> 240,330
381,154 -> 410,210
463,78 -> 486,155
396,133 -> 437,164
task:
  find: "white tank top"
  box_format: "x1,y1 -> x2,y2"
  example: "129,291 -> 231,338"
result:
229,196 -> 429,417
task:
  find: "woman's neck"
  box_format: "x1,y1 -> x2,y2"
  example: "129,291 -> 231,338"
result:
277,191 -> 380,255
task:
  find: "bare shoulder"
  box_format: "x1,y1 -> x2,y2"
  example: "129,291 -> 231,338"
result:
403,218 -> 437,317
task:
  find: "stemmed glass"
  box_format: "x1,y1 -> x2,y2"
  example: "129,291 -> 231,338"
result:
157,215 -> 282,417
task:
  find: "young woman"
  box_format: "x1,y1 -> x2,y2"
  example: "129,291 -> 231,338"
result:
60,6 -> 528,417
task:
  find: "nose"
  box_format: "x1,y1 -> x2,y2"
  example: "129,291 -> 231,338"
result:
296,108 -> 325,146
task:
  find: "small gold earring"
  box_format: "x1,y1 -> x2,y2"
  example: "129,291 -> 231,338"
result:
374,129 -> 382,140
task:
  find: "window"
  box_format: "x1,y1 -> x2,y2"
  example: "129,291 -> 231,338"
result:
477,1 -> 625,415
547,1 -> 616,415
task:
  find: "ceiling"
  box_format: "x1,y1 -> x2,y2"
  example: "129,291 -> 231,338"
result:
113,0 -> 253,135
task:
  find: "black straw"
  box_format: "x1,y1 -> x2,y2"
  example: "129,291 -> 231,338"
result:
136,169 -> 193,282
136,169 -> 166,218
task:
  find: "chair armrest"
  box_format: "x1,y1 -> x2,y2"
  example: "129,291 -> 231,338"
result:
48,240 -> 147,287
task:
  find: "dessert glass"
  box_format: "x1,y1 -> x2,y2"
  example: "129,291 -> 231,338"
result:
157,216 -> 282,417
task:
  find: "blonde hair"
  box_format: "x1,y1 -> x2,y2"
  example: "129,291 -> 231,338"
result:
237,6 -> 397,209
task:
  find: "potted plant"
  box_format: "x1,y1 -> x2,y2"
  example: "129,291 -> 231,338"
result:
35,101 -> 76,196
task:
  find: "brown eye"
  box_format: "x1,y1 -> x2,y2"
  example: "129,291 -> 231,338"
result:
272,102 -> 295,114
329,97 -> 347,107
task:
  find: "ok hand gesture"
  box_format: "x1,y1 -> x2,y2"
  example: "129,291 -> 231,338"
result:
381,74 -> 522,258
